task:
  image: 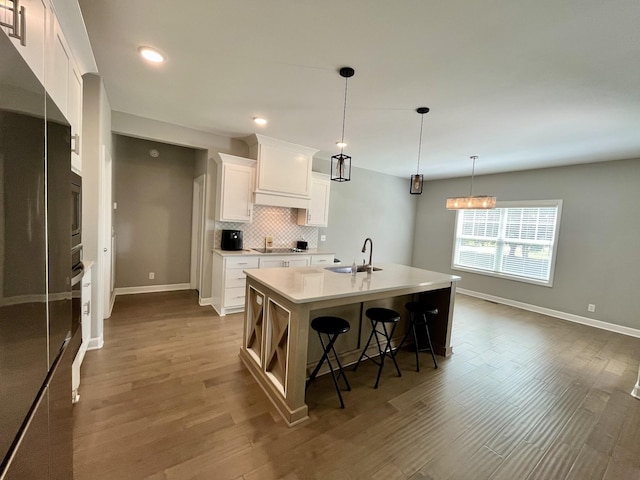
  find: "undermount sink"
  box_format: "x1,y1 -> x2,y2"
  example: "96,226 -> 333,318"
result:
325,265 -> 383,274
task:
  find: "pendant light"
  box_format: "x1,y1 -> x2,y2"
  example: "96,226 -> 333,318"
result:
331,67 -> 355,182
446,156 -> 497,209
410,107 -> 429,194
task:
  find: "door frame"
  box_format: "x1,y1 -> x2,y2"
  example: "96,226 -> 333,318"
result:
190,174 -> 206,298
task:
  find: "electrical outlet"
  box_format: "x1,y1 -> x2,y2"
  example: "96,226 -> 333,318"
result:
149,272 -> 155,280
588,304 -> 596,312
320,235 -> 326,242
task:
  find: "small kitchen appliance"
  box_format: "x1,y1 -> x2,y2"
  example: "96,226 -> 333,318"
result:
221,229 -> 243,250
296,240 -> 308,250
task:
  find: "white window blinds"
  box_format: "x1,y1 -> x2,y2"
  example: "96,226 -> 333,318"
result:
452,200 -> 562,286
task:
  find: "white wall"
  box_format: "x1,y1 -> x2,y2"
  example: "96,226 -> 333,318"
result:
412,157 -> 640,330
81,73 -> 111,347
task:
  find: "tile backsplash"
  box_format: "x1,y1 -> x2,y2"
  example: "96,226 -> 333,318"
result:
215,205 -> 318,250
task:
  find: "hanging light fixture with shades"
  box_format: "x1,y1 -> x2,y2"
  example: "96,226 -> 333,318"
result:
446,156 -> 497,209
331,66 -> 355,182
410,107 -> 430,194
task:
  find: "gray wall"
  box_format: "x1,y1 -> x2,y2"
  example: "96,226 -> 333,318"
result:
111,112 -> 246,300
113,135 -> 197,288
412,158 -> 640,330
314,159 -> 417,266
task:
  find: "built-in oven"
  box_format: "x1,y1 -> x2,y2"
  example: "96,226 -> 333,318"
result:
71,172 -> 81,248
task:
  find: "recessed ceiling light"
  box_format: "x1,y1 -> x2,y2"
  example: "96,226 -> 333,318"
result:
138,46 -> 165,63
253,117 -> 267,125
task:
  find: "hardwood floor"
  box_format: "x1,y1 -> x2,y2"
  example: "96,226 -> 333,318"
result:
73,291 -> 640,480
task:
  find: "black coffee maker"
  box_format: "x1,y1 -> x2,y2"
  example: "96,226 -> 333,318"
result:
221,230 -> 243,250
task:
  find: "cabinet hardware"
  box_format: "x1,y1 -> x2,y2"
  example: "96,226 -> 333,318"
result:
71,133 -> 80,155
237,262 -> 248,265
83,300 -> 91,315
83,282 -> 91,287
1,1 -> 26,46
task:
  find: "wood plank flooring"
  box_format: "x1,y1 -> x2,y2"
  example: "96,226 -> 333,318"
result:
72,291 -> 640,480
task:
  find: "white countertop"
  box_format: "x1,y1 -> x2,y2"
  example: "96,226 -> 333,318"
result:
244,263 -> 461,304
213,248 -> 335,257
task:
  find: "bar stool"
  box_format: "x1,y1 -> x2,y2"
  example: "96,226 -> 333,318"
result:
353,307 -> 402,388
398,302 -> 438,371
306,316 -> 351,408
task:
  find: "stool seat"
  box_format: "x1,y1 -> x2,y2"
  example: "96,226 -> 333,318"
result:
311,316 -> 350,335
405,302 -> 438,316
365,307 -> 401,323
307,316 -> 351,408
354,307 -> 402,388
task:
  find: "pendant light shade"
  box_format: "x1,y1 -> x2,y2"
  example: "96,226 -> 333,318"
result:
331,67 -> 355,182
446,156 -> 497,209
410,107 -> 429,194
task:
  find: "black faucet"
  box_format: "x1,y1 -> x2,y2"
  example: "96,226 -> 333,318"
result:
361,237 -> 373,268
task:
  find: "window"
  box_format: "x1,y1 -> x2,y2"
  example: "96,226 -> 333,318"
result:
452,200 -> 562,286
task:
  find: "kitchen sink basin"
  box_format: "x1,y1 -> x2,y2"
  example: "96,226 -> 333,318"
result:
325,265 -> 382,274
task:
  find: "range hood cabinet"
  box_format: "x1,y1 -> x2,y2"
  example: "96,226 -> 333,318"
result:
246,134 -> 318,209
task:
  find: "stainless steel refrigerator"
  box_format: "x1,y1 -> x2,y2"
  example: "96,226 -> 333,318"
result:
0,31 -> 74,479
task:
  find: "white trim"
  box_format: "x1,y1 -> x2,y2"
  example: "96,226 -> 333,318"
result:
115,283 -> 191,296
199,296 -> 212,306
457,288 -> 640,339
87,334 -> 104,350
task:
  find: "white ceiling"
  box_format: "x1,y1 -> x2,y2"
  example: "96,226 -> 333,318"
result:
77,0 -> 640,179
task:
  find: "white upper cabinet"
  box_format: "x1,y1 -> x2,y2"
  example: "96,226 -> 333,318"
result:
216,153 -> 256,223
67,59 -> 82,172
48,3 -> 84,172
246,134 -> 319,209
297,172 -> 330,227
1,0 -> 47,84
47,9 -> 68,117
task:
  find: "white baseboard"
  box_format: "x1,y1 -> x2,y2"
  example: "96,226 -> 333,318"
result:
87,334 -> 104,350
199,297 -> 212,306
632,381 -> 640,399
114,283 -> 191,296
457,288 -> 640,339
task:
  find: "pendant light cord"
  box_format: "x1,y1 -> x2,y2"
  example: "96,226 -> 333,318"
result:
416,114 -> 425,175
340,77 -> 349,153
470,155 -> 478,196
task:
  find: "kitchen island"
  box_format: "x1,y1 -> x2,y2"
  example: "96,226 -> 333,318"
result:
239,263 -> 461,425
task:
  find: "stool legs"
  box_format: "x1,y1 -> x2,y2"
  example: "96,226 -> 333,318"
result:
354,319 -> 402,389
306,331 -> 351,408
398,311 -> 438,371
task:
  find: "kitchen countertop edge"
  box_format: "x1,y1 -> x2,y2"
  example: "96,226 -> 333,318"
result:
213,248 -> 336,257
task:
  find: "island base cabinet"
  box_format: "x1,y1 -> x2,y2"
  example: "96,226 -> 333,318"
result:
240,280 -> 311,426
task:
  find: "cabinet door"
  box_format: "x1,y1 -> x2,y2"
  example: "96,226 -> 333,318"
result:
257,143 -> 312,197
288,257 -> 310,267
220,163 -> 253,222
307,176 -> 330,226
259,257 -> 285,268
68,61 -> 82,173
47,12 -> 69,117
2,0 -> 47,84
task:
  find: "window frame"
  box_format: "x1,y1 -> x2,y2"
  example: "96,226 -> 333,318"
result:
451,200 -> 563,287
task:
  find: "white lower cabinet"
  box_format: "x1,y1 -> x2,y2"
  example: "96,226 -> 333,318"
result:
72,262 -> 92,403
212,255 -> 259,316
212,252 -> 334,316
310,254 -> 334,266
259,255 -> 310,269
